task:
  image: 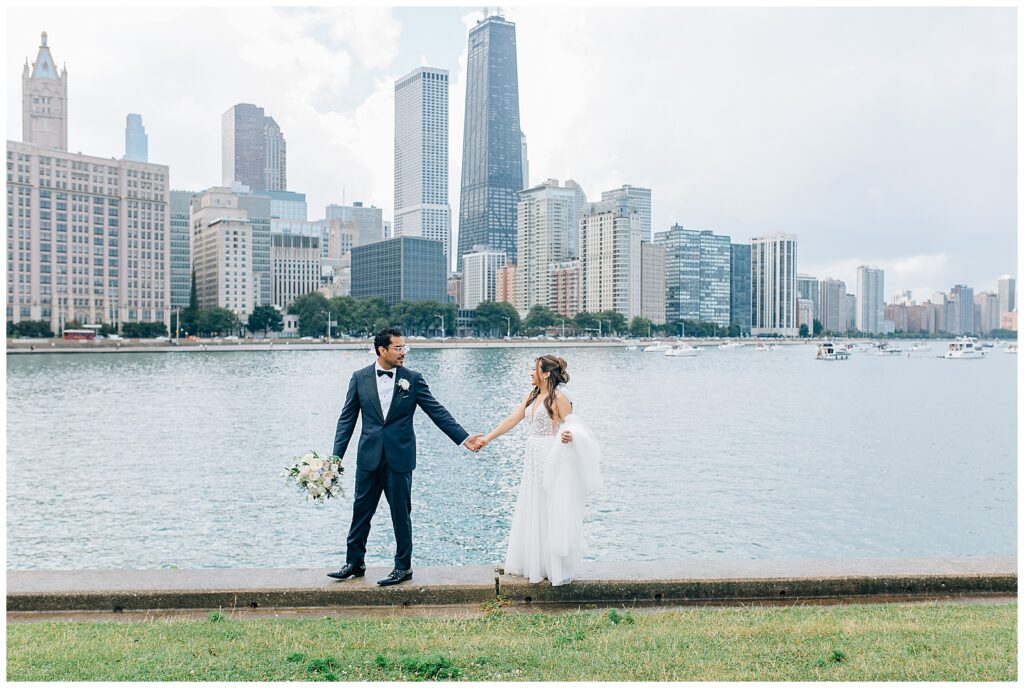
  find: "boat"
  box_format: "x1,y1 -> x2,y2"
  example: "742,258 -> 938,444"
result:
816,341 -> 850,360
719,341 -> 744,349
944,337 -> 986,359
980,341 -> 995,349
909,343 -> 933,353
754,343 -> 777,352
642,341 -> 671,353
625,345 -> 639,351
871,342 -> 904,355
1004,343 -> 1017,354
665,344 -> 699,357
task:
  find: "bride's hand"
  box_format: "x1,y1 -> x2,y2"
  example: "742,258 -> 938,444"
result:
560,430 -> 572,444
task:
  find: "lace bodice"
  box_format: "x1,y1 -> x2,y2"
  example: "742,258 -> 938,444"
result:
527,389 -> 571,439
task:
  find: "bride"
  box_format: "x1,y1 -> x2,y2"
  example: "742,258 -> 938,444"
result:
477,355 -> 602,586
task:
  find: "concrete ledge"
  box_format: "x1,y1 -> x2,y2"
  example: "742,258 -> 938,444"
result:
6,557 -> 1015,613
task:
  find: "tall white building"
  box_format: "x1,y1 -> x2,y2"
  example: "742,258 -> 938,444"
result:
579,194 -> 642,320
393,67 -> 451,262
462,246 -> 507,310
601,185 -> 651,241
516,180 -> 579,314
271,232 -> 320,311
22,32 -> 67,151
750,234 -> 798,336
190,188 -> 255,319
974,291 -> 1000,335
856,266 -> 885,334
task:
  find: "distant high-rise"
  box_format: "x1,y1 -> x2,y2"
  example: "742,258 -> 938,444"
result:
751,234 -> 798,336
263,117 -> 286,192
654,224 -> 732,327
394,67 -> 451,262
124,113 -> 148,162
818,278 -> 847,333
462,246 -> 507,310
326,202 -> 383,247
222,103 -> 286,192
974,291 -> 1000,335
796,275 -> 819,323
640,242 -> 667,325
190,188 -> 255,317
457,12 -> 524,270
169,191 -> 197,310
949,284 -> 975,335
602,185 -> 651,242
729,243 -> 752,335
22,32 -> 68,151
516,180 -> 579,314
579,194 -> 642,320
998,275 -> 1016,316
855,266 -> 884,334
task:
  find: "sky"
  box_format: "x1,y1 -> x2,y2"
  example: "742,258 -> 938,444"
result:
5,5 -> 1017,298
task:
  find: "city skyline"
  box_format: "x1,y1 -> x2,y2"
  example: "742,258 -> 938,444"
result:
4,6 -> 1016,295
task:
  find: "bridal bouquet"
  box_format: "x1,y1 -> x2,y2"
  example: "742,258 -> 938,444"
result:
284,451 -> 344,504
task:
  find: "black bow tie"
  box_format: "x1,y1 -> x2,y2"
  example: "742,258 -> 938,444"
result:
377,369 -> 394,378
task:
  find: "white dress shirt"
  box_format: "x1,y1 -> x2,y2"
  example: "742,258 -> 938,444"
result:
374,362 -> 396,419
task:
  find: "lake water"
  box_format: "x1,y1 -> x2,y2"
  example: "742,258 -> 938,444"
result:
5,343 -> 1017,570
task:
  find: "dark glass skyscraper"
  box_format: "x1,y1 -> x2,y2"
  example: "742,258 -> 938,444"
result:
457,13 -> 524,271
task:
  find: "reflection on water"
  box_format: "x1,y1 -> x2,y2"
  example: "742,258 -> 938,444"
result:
5,344 -> 1017,569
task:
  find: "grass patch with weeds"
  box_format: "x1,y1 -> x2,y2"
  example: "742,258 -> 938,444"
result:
5,602 -> 1016,681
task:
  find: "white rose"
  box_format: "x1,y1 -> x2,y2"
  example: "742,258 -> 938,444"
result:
398,379 -> 410,391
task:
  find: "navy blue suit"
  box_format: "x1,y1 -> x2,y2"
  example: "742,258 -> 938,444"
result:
333,363 -> 469,570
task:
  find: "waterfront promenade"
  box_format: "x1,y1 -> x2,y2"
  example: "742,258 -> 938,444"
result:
8,556 -> 1015,614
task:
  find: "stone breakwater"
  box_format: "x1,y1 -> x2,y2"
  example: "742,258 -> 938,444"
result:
7,556 -> 1016,613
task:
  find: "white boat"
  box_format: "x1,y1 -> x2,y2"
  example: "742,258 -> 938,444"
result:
980,341 -> 995,349
642,341 -> 671,353
719,341 -> 744,349
871,342 -> 904,355
816,341 -> 850,360
1003,343 -> 1017,354
665,343 -> 699,357
909,343 -> 933,352
625,345 -> 639,351
754,343 -> 777,352
944,337 -> 986,359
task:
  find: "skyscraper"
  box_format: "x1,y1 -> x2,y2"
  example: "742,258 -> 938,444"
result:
751,234 -> 798,336
653,224 -> 732,327
516,180 -> 579,314
125,113 -> 148,162
457,12 -> 524,270
169,190 -> 196,310
796,274 -> 819,323
462,246 -> 507,309
949,284 -> 975,335
579,194 -> 642,320
855,266 -> 884,334
729,243 -> 752,335
602,185 -> 651,242
22,32 -> 67,151
640,241 -> 667,325
222,103 -> 287,192
818,278 -> 847,333
326,202 -> 383,247
998,275 -> 1016,316
394,67 -> 451,261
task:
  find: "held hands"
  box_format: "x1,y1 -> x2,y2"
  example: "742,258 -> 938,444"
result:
465,434 -> 488,452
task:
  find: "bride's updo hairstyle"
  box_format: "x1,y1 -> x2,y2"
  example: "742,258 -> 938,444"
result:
527,355 -> 570,420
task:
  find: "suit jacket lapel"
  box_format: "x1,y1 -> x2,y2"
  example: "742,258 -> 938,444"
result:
361,366 -> 385,423
384,369 -> 406,422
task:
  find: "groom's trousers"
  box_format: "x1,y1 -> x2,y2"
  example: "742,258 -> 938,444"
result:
345,454 -> 414,570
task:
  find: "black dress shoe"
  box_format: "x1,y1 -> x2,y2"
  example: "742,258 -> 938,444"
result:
327,563 -> 365,580
377,568 -> 413,586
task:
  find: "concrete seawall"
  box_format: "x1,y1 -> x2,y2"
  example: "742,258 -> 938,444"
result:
7,556 -> 1015,613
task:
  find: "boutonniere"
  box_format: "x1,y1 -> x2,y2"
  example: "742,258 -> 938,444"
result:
396,378 -> 411,395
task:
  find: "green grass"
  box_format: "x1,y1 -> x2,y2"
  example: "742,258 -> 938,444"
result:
6,602 -> 1016,681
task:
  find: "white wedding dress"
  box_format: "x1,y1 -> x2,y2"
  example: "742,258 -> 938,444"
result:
504,392 -> 602,586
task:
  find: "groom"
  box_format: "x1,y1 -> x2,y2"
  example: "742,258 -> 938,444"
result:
328,327 -> 485,586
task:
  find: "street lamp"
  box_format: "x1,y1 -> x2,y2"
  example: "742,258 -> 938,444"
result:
503,315 -> 511,339
436,313 -> 445,339
560,318 -> 566,339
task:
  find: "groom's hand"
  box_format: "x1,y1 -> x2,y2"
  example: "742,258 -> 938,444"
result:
465,434 -> 485,452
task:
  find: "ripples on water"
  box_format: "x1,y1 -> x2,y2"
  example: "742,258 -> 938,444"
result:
5,344 -> 1017,569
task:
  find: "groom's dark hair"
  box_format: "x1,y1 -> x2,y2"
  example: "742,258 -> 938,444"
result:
374,327 -> 403,357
